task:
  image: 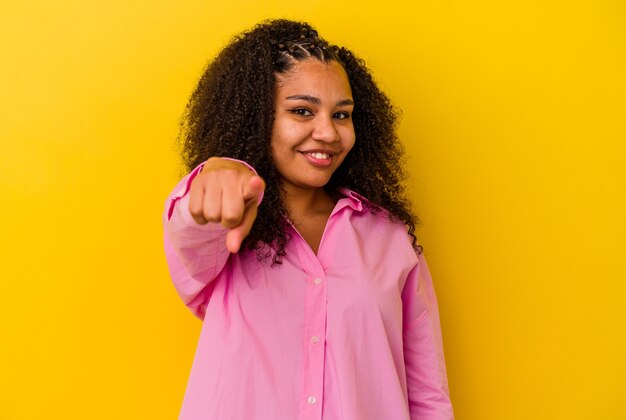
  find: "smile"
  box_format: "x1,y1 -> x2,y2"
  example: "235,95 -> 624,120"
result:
300,151 -> 334,167
304,152 -> 331,160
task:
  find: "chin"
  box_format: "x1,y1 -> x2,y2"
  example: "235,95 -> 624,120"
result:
298,178 -> 332,189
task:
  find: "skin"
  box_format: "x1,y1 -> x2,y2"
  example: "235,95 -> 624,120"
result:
189,58 -> 355,254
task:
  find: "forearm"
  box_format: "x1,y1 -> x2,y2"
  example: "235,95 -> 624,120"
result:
163,158 -> 263,318
404,311 -> 454,419
163,163 -> 230,317
402,253 -> 454,419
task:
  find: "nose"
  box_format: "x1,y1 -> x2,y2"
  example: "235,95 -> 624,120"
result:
311,115 -> 340,143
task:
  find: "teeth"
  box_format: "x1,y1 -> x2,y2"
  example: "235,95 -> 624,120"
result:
307,152 -> 330,159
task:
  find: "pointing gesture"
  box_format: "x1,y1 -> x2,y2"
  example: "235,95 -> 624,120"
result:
188,157 -> 265,253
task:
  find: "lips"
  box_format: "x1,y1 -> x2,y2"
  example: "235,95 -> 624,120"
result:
299,150 -> 335,167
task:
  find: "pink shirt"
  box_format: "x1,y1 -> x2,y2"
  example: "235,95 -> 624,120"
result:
163,164 -> 453,420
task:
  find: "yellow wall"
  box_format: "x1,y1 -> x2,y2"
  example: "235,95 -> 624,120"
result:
1,1 -> 624,418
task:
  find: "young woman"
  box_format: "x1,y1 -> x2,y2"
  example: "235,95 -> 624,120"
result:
164,19 -> 453,419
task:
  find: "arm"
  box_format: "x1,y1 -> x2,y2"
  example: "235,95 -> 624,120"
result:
163,158 -> 264,318
402,252 -> 454,419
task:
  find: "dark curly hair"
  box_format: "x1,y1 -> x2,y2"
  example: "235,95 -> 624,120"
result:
178,19 -> 419,263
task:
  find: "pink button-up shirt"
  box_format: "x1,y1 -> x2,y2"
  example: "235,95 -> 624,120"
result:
164,164 -> 453,420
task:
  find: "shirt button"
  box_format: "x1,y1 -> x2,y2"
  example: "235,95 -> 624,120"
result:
307,396 -> 317,405
313,277 -> 322,285
310,335 -> 320,344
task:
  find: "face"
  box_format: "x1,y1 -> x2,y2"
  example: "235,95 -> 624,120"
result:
271,59 -> 355,195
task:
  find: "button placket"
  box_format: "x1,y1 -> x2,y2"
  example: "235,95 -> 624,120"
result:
290,227 -> 328,420
301,273 -> 327,420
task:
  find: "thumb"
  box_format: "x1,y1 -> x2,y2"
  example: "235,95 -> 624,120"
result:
242,175 -> 265,203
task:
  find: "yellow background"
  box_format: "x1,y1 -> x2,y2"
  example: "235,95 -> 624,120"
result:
1,0 -> 625,418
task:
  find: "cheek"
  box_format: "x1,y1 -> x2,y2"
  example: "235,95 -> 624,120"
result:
270,131 -> 296,171
342,127 -> 356,152
271,122 -> 300,150
270,127 -> 289,155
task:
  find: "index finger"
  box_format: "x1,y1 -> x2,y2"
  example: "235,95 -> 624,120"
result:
226,198 -> 258,253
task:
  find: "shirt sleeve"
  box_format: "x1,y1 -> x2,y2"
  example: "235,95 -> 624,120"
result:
402,251 -> 454,419
162,159 -> 260,319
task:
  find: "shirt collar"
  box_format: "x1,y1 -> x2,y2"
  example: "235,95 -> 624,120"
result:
336,188 -> 367,213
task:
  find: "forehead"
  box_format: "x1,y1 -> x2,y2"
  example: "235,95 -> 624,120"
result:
275,59 -> 352,99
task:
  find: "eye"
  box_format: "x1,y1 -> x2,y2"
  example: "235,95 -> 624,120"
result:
290,108 -> 313,117
333,111 -> 351,120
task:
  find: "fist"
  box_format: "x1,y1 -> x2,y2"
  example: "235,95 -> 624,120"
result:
188,157 -> 265,253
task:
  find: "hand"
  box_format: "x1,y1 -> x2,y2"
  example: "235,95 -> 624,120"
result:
188,157 -> 265,253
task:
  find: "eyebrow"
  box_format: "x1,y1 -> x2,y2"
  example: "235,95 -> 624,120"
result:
285,95 -> 354,106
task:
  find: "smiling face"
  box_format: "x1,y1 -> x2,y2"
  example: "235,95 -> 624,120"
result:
271,59 -> 355,196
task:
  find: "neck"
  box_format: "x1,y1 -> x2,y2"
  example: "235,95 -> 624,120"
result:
282,186 -> 335,222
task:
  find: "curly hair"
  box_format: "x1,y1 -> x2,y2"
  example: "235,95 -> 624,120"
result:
178,19 -> 419,263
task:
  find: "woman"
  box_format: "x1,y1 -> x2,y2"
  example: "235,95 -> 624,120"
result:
164,19 -> 453,419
